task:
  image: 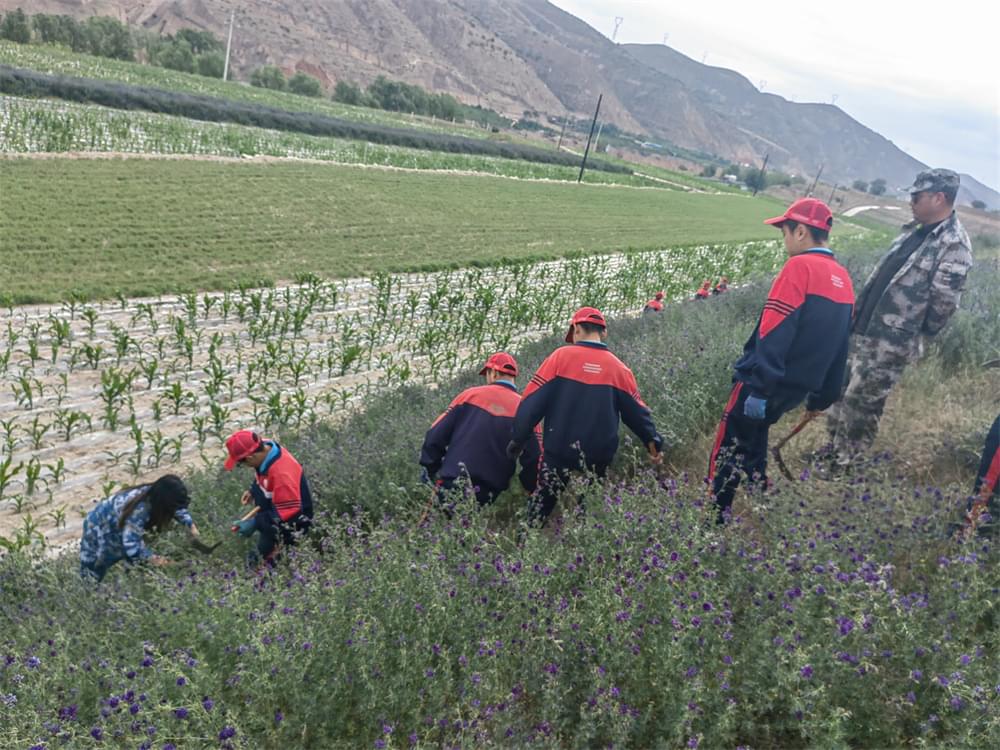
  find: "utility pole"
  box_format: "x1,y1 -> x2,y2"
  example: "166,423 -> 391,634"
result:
578,94 -> 603,183
752,153 -> 769,197
593,120 -> 604,153
222,9 -> 235,82
556,116 -> 567,151
612,17 -> 623,42
827,183 -> 838,204
662,33 -> 670,45
807,164 -> 824,197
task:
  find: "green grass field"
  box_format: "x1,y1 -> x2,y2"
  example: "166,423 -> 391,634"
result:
0,157 -> 782,302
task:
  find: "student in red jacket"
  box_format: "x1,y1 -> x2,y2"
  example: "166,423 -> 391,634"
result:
643,291 -> 665,314
967,413 -> 1000,535
224,430 -> 313,564
420,352 -> 541,509
708,198 -> 854,522
509,307 -> 663,524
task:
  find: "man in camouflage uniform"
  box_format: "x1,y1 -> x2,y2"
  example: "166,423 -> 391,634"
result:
826,169 -> 973,462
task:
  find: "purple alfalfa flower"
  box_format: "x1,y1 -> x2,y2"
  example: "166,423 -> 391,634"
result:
164,744 -> 177,750
275,710 -> 284,723
937,675 -> 950,687
960,654 -> 972,666
219,727 -> 236,740
130,703 -> 140,716
173,707 -> 189,719
202,696 -> 214,712
800,665 -> 814,679
26,656 -> 41,669
906,691 -> 917,704
687,736 -> 700,748
409,732 -> 419,745
383,724 -> 394,735
374,741 -> 386,749
141,656 -> 153,668
950,696 -> 964,711
544,662 -> 559,675
90,726 -> 103,741
836,617 -> 855,636
176,677 -> 186,686
30,744 -> 45,750
59,704 -> 78,721
685,666 -> 698,679
911,669 -> 923,682
302,642 -> 313,651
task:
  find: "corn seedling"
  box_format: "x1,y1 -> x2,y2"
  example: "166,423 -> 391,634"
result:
24,457 -> 45,496
27,415 -> 51,450
45,505 -> 67,530
46,457 -> 67,486
82,307 -> 100,337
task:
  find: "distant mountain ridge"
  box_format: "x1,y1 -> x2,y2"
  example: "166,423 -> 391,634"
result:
3,0 -> 997,208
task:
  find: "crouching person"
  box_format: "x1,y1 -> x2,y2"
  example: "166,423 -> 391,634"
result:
80,474 -> 198,581
224,430 -> 313,566
420,352 -> 541,511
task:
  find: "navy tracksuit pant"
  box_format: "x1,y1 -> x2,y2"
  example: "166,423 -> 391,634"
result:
709,382 -> 802,522
530,462 -> 608,525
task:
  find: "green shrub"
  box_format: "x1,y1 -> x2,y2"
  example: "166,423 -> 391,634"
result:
250,65 -> 286,91
288,71 -> 322,98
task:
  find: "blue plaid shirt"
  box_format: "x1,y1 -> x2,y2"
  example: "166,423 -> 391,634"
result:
80,487 -> 193,569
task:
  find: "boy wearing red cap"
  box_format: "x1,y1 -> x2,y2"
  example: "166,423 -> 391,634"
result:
509,307 -> 663,524
708,198 -> 854,522
224,430 -> 313,564
643,291 -> 665,314
420,352 -> 541,508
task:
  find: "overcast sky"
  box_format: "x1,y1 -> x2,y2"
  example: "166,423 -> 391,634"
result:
550,0 -> 1000,191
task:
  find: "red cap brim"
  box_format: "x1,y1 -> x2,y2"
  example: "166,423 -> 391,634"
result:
478,366 -> 488,375
763,215 -> 787,225
223,455 -> 237,471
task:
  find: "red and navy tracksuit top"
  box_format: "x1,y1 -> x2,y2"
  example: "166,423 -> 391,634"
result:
421,381 -> 542,493
975,414 -> 1000,500
512,341 -> 662,469
734,248 -> 854,412
248,441 -> 313,523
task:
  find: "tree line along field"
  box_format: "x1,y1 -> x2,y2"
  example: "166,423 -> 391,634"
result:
0,40 -> 486,140
0,157 -> 782,303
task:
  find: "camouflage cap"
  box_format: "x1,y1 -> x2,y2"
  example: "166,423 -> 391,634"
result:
905,168 -> 960,194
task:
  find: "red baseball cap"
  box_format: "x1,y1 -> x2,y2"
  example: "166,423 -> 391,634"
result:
565,306 -> 607,342
479,352 -> 518,377
224,429 -> 263,471
764,197 -> 834,231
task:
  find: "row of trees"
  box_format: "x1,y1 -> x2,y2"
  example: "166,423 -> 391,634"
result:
851,178 -> 888,196
248,65 -> 323,97
0,8 -> 227,79
332,76 -> 464,121
1,9 -> 394,104
1,8 -> 132,60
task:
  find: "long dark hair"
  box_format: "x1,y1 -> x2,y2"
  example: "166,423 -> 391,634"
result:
117,474 -> 190,532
